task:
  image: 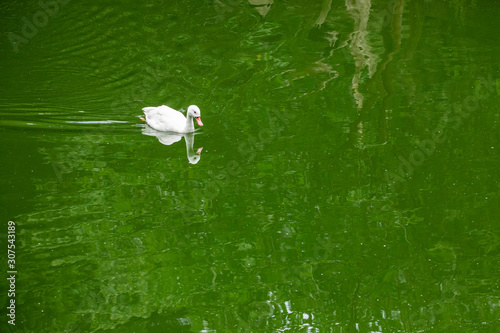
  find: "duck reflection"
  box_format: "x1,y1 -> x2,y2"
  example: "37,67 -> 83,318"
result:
142,126 -> 203,164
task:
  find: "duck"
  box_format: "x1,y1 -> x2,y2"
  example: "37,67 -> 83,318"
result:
140,105 -> 203,133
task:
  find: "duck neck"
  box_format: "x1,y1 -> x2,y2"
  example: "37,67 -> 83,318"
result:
184,115 -> 195,133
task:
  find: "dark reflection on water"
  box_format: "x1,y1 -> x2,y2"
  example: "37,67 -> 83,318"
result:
1,0 -> 500,332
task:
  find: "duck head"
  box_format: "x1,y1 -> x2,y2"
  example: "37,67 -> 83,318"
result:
187,105 -> 203,127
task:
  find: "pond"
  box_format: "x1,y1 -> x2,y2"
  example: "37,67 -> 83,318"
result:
1,0 -> 499,332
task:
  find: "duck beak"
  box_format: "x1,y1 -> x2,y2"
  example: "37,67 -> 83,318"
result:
195,117 -> 203,126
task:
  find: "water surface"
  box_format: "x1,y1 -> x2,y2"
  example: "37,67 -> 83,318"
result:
1,1 -> 499,332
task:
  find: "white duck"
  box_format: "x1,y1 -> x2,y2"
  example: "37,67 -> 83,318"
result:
140,105 -> 203,133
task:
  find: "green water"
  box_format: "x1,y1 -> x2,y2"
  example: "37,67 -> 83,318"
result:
1,0 -> 499,332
